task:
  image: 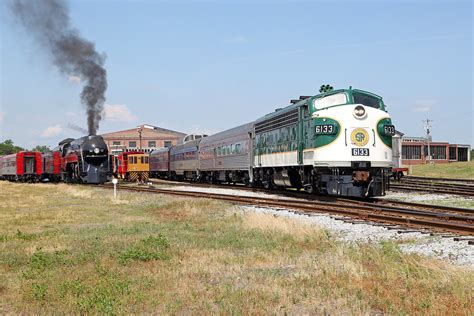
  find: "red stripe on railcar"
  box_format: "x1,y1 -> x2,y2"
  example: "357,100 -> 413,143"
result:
16,152 -> 23,175
54,151 -> 61,175
35,152 -> 43,175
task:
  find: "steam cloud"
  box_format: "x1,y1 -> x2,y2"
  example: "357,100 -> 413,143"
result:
11,0 -> 107,135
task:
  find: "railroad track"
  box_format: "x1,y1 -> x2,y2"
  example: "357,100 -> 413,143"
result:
147,178 -> 474,210
145,178 -> 474,217
391,178 -> 474,197
102,183 -> 474,237
404,176 -> 474,184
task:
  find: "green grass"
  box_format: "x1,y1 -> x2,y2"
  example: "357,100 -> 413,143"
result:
409,160 -> 474,179
0,182 -> 473,314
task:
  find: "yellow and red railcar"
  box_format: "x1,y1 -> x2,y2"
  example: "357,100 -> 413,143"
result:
117,150 -> 149,182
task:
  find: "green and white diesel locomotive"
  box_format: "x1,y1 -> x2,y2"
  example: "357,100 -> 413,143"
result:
149,86 -> 395,198
252,86 -> 395,197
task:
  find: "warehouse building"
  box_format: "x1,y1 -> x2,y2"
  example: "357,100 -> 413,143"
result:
101,124 -> 186,155
392,134 -> 471,166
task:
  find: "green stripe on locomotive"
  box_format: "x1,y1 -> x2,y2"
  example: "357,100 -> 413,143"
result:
253,88 -> 388,160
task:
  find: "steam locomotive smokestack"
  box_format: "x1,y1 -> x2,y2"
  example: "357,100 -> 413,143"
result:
10,0 -> 107,135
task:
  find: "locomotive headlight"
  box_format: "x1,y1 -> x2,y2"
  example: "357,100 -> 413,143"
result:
94,148 -> 100,154
353,105 -> 366,118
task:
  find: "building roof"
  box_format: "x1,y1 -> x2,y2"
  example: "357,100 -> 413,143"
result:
394,129 -> 404,137
101,124 -> 186,139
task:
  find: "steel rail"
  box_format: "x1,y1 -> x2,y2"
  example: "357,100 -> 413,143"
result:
147,179 -> 474,216
390,183 -> 474,197
404,176 -> 474,184
100,184 -> 474,236
400,179 -> 474,189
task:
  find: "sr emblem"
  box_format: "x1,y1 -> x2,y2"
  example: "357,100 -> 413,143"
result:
351,128 -> 369,147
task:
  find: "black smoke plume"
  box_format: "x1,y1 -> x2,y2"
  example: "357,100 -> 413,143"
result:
67,122 -> 87,134
11,0 -> 107,135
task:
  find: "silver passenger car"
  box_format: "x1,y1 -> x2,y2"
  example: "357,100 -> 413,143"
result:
169,135 -> 205,180
198,122 -> 254,184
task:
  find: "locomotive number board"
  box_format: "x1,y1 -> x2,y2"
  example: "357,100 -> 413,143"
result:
352,148 -> 369,156
383,125 -> 395,135
315,124 -> 336,134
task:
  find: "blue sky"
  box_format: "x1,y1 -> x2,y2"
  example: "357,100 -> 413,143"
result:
0,0 -> 472,149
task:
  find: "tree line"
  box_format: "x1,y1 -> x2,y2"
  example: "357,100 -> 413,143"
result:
0,139 -> 51,156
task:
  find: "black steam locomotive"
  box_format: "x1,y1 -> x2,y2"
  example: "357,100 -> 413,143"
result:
56,135 -> 110,184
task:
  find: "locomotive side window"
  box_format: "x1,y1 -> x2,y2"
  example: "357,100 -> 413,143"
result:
352,92 -> 381,109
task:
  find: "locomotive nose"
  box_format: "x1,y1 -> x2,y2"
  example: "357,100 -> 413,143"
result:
82,136 -> 108,153
82,136 -> 109,165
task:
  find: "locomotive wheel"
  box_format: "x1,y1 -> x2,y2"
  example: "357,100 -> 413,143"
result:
304,185 -> 315,194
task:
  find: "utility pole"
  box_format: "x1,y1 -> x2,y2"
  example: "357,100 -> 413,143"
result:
138,126 -> 143,150
423,119 -> 433,163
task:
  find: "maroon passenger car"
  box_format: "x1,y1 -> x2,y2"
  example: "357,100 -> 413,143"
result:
149,147 -> 170,178
42,150 -> 61,182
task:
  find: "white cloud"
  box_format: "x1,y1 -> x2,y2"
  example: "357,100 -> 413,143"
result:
68,75 -> 82,84
65,112 -> 77,117
41,124 -> 63,138
102,104 -> 137,122
412,99 -> 438,112
0,112 -> 4,122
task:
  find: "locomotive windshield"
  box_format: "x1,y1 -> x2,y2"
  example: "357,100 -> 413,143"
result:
352,92 -> 381,109
313,93 -> 347,109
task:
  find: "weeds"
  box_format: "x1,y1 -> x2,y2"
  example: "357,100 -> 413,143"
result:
32,283 -> 48,300
118,234 -> 170,264
0,181 -> 473,315
16,230 -> 37,241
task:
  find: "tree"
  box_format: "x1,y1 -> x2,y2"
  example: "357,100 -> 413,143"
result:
31,145 -> 51,153
0,139 -> 24,155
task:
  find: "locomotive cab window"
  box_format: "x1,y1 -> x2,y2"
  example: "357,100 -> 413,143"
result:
352,92 -> 381,109
313,93 -> 347,109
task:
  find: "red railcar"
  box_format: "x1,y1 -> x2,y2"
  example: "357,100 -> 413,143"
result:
42,150 -> 62,182
0,151 -> 42,181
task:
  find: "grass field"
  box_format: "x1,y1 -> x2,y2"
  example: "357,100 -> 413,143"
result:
409,160 -> 474,179
0,182 -> 473,314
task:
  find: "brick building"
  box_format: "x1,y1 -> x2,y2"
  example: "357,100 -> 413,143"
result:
393,134 -> 471,166
101,124 -> 186,155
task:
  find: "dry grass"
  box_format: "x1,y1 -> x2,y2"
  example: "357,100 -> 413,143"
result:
0,181 -> 473,314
